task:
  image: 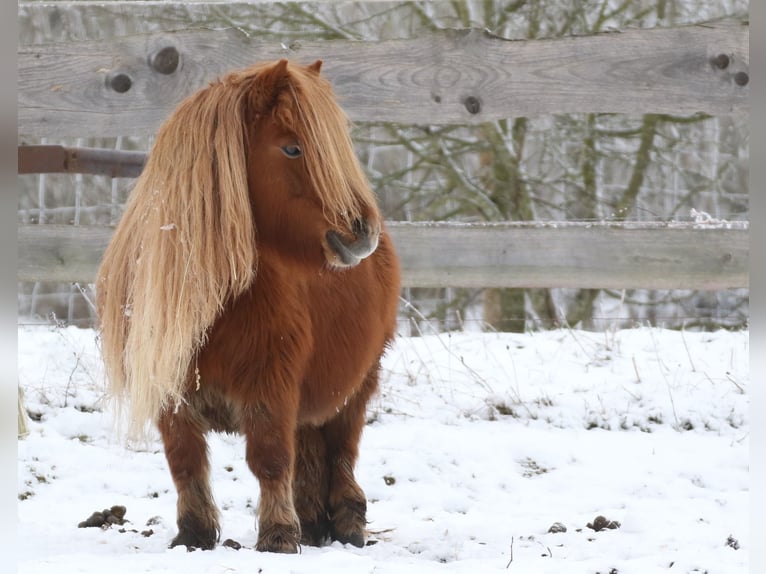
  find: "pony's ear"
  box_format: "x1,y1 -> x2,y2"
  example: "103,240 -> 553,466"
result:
266,59 -> 290,80
259,59 -> 290,95
248,59 -> 291,114
307,60 -> 323,75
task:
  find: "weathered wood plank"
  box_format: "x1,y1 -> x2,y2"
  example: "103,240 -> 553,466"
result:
17,222 -> 749,290
18,224 -> 113,285
18,20 -> 748,137
388,222 -> 748,290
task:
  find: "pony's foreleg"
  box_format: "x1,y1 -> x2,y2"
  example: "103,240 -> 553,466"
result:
293,425 -> 331,546
243,407 -> 301,553
322,365 -> 380,548
157,407 -> 219,550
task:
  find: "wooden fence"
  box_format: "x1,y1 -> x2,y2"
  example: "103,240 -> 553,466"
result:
17,6 -> 750,290
17,221 -> 748,290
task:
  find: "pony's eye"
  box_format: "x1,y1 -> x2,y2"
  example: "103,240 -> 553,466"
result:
281,144 -> 302,158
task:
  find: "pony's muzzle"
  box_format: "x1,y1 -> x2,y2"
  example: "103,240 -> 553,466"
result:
325,219 -> 380,268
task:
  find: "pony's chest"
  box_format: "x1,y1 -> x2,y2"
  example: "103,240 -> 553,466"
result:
199,267 -> 381,391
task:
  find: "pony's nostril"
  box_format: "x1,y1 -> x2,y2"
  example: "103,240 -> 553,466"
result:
325,218 -> 380,267
352,218 -> 367,237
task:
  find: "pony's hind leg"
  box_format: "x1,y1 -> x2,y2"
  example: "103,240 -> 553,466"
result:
322,366 -> 380,548
243,409 -> 301,553
157,407 -> 219,550
294,425 -> 331,546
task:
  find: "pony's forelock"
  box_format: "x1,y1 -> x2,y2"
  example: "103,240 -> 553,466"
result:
277,67 -> 377,228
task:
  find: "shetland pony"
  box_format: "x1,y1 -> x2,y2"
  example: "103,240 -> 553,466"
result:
96,59 -> 400,553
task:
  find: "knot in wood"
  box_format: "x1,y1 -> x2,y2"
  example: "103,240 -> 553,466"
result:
107,72 -> 132,93
734,71 -> 749,87
711,54 -> 730,70
149,46 -> 180,75
463,96 -> 481,115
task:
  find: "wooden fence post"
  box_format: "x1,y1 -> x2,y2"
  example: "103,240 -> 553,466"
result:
18,386 -> 30,438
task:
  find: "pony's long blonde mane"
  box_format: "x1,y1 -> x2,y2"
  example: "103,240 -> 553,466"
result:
97,70 -> 258,439
97,61 -> 377,440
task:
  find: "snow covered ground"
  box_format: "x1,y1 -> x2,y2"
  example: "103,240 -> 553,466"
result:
17,323 -> 749,574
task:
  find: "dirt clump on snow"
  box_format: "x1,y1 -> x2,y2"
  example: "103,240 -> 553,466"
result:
586,515 -> 621,532
77,505 -> 156,538
78,505 -> 127,528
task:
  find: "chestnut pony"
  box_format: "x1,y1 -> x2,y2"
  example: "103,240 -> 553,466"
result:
96,59 -> 400,553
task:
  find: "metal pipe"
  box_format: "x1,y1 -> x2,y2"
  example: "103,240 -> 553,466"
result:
18,145 -> 147,178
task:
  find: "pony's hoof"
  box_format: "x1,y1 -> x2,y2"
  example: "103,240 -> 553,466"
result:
300,519 -> 330,547
256,523 -> 300,554
330,498 -> 367,548
169,529 -> 217,551
331,529 -> 365,548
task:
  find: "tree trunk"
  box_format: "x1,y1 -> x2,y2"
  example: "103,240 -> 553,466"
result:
566,113 -> 601,329
483,287 -> 526,332
480,118 -> 549,332
613,114 -> 660,220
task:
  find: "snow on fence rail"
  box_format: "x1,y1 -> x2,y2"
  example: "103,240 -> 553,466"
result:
17,221 -> 748,290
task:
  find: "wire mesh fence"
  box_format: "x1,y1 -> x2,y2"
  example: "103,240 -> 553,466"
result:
18,135 -> 150,326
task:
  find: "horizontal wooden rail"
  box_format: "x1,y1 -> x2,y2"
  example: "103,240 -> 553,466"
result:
18,145 -> 146,178
18,18 -> 748,137
17,222 -> 748,290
